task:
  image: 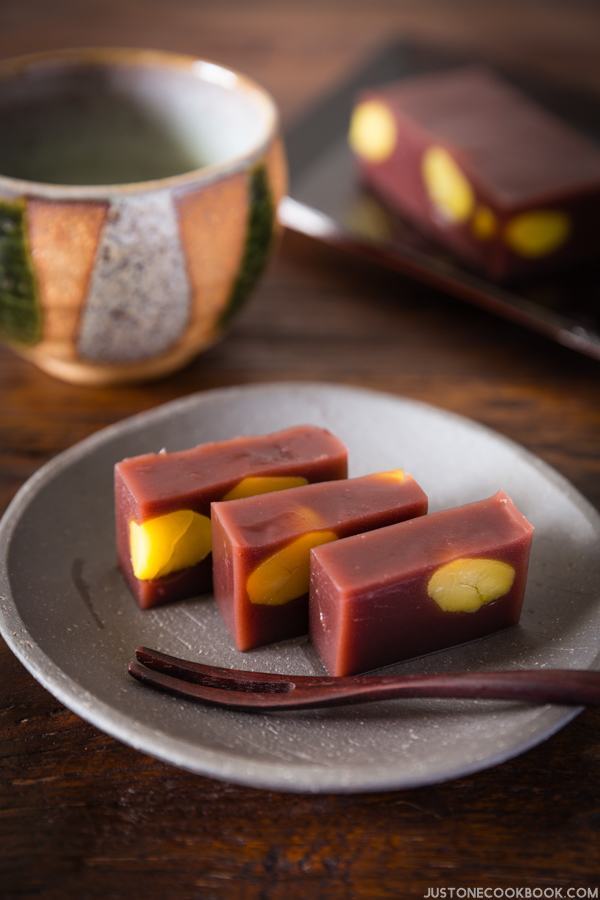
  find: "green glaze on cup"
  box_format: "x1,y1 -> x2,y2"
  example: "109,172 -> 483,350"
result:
0,200 -> 42,345
220,164 -> 275,327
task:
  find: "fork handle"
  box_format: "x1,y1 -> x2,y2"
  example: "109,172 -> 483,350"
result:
304,669 -> 600,709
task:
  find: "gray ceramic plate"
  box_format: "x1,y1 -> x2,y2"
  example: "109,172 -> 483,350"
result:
1,383 -> 599,793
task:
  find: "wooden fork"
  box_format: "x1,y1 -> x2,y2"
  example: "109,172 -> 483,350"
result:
128,647 -> 600,712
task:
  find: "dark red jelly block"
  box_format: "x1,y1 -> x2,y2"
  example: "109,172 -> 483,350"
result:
212,471 -> 428,651
310,491 -> 534,676
115,425 -> 348,609
349,66 -> 600,280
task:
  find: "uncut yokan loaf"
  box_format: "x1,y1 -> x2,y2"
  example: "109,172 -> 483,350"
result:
349,66 -> 600,280
115,425 -> 348,609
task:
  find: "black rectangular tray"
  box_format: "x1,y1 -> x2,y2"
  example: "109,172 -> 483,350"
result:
282,39 -> 600,360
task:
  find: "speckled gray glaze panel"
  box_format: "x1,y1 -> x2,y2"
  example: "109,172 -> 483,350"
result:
77,190 -> 190,362
0,383 -> 598,793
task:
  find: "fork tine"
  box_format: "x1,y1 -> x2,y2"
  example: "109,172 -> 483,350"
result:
135,646 -> 326,686
128,660 -> 292,709
136,646 -> 275,686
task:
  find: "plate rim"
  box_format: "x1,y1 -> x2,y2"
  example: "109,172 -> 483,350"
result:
0,381 -> 596,793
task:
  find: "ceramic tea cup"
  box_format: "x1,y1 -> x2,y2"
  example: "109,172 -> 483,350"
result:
0,48 -> 286,384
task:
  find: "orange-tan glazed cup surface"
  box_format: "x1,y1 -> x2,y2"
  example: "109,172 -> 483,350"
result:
0,48 -> 286,385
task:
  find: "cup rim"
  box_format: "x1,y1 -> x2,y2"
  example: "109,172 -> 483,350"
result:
0,46 -> 280,198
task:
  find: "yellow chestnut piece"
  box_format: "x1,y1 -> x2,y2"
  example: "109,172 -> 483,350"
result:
130,509 -> 212,581
349,101 -> 397,163
247,530 -> 337,606
422,146 -> 474,223
380,469 -> 405,482
427,557 -> 515,613
504,210 -> 570,257
223,475 -> 308,501
472,205 -> 497,240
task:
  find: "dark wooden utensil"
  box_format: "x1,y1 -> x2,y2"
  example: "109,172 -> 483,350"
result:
128,647 -> 600,712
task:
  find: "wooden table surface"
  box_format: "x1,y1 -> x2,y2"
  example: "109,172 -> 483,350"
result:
1,1 -> 599,896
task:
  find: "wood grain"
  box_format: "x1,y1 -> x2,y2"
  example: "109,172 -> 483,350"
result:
0,1 -> 599,897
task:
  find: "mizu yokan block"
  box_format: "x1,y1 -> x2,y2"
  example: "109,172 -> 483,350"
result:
310,491 -> 534,676
211,471 -> 428,650
115,426 -> 348,609
349,66 -> 600,280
